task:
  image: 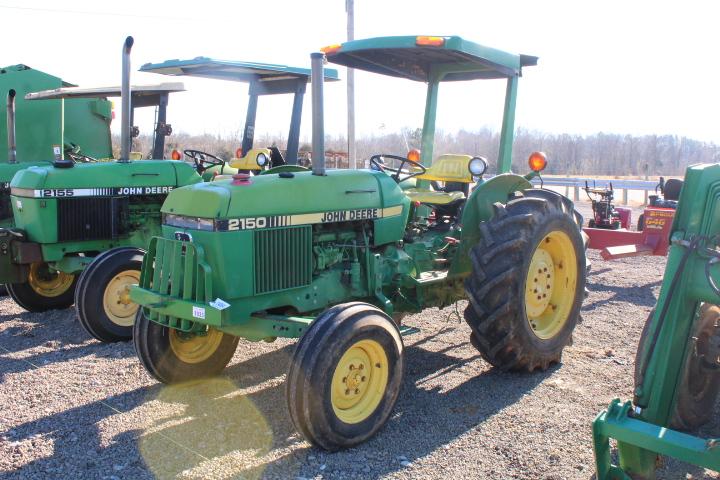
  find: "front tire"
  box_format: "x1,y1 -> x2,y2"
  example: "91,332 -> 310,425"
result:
133,309 -> 239,384
464,188 -> 586,371
286,302 -> 404,450
7,262 -> 77,312
75,247 -> 144,343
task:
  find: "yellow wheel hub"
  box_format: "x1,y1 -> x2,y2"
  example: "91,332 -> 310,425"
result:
525,231 -> 578,340
102,269 -> 140,327
28,262 -> 74,298
169,328 -> 224,364
331,339 -> 389,424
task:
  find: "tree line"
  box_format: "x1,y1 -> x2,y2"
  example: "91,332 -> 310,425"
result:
123,128 -> 719,176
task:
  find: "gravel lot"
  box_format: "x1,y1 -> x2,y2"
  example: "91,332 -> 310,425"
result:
1,203 -> 718,479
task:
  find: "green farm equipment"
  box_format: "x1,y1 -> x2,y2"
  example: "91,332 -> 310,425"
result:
0,37 -> 337,343
1,65 -> 114,227
593,163 -> 720,478
130,35 -> 587,450
139,56 -> 339,177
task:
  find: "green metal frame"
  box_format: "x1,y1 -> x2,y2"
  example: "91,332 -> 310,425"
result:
593,163 -> 720,478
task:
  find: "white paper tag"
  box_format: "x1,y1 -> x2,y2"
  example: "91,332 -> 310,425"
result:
209,298 -> 231,310
192,306 -> 206,319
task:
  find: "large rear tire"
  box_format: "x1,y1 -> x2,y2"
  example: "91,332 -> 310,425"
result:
7,262 -> 77,312
286,302 -> 404,450
464,188 -> 586,371
636,305 -> 720,430
133,309 -> 239,384
75,247 -> 144,343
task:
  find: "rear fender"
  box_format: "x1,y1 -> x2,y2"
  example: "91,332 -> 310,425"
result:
451,173 -> 532,275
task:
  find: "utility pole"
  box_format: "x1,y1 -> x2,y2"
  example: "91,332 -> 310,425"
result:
346,0 -> 356,169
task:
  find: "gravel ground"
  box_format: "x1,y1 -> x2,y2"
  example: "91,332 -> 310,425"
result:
1,203 -> 718,479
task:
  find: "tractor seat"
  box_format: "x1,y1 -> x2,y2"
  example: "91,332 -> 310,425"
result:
416,154 -> 476,183
404,188 -> 465,205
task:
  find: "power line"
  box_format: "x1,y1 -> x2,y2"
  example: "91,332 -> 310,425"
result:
0,3 -> 192,21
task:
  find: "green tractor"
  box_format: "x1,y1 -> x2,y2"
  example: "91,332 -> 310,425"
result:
592,164 -> 720,478
129,35 -> 587,450
1,64 -> 114,227
0,37 -> 338,344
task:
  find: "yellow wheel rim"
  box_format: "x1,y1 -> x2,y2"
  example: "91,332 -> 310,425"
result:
169,328 -> 224,364
28,262 -> 74,298
525,231 -> 578,340
330,339 -> 389,424
102,269 -> 141,327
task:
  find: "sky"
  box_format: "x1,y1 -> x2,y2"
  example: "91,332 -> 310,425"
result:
2,0 -> 720,145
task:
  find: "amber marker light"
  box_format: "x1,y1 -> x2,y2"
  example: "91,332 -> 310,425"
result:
528,151 -> 548,172
320,44 -> 342,54
416,36 -> 445,47
407,149 -> 421,162
171,149 -> 182,160
235,147 -> 243,159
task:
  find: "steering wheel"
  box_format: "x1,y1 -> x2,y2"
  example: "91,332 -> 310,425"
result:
369,154 -> 426,183
184,149 -> 224,174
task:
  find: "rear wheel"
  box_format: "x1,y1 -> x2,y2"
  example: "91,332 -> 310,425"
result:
133,309 -> 239,384
637,214 -> 645,231
286,302 -> 404,450
464,188 -> 586,371
75,248 -> 143,343
7,262 -> 77,312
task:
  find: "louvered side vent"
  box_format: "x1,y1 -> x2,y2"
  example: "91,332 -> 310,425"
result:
57,197 -> 124,241
254,226 -> 312,294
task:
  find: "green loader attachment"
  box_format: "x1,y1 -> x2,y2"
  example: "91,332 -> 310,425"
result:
593,164 -> 720,479
130,35 -> 587,450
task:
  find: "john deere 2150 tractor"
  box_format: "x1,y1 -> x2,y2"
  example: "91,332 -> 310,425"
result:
129,35 -> 587,450
0,37 -> 337,345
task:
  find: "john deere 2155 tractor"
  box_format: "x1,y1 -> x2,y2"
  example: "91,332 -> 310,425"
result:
129,35 -> 587,450
592,164 -> 720,479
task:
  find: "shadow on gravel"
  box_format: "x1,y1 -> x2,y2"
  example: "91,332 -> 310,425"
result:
4,329 -> 557,479
0,308 -> 86,355
583,277 -> 662,310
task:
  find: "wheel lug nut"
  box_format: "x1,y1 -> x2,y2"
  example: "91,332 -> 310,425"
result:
359,364 -> 364,370
342,377 -> 347,383
375,363 -> 381,368
345,389 -> 350,395
355,388 -> 360,394
349,364 -> 355,370
361,376 -> 366,382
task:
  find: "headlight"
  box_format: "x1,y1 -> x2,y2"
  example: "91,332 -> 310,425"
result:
163,213 -> 214,231
256,152 -> 268,167
468,156 -> 488,176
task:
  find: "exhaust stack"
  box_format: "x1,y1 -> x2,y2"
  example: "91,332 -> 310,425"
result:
120,36 -> 134,162
310,52 -> 325,176
6,89 -> 16,164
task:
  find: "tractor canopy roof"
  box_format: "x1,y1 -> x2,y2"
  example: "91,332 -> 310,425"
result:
323,35 -> 537,82
24,83 -> 186,108
139,57 -> 339,84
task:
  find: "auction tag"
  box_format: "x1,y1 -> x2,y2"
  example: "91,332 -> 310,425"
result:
209,298 -> 231,310
192,306 -> 206,319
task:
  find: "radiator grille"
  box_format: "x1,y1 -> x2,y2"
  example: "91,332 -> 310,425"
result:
57,197 -> 124,242
254,226 -> 312,294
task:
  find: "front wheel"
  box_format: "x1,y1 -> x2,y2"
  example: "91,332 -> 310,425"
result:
75,247 -> 144,343
7,262 -> 77,312
133,309 -> 239,384
464,188 -> 586,371
286,302 -> 404,450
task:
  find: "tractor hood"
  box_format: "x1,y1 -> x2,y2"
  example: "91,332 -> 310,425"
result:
162,169 -> 407,220
10,160 -> 200,194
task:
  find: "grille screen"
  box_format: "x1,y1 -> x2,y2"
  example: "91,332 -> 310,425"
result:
254,226 -> 312,294
57,197 -> 124,242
